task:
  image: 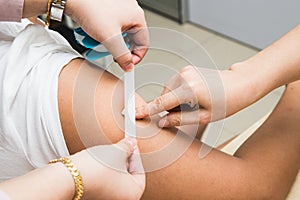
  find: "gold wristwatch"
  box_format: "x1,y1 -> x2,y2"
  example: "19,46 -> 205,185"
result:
50,0 -> 67,22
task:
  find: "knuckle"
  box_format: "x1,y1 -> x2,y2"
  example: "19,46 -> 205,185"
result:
181,65 -> 193,73
198,112 -> 211,125
168,116 -> 181,126
229,62 -> 243,71
137,7 -> 145,16
179,65 -> 194,80
153,96 -> 164,107
150,96 -> 166,113
117,53 -> 132,66
181,83 -> 192,90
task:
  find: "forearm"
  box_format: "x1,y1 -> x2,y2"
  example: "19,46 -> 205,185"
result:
22,0 -> 48,18
228,25 -> 300,108
246,24 -> 300,87
1,0 -> 70,22
0,163 -> 74,200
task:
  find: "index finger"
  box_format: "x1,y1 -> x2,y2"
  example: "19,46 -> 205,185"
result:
136,88 -> 183,118
102,33 -> 133,71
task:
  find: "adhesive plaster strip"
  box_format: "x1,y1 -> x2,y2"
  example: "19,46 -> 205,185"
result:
124,70 -> 136,138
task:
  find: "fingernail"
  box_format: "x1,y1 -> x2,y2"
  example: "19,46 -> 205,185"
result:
158,119 -> 169,128
136,106 -> 148,118
123,63 -> 134,71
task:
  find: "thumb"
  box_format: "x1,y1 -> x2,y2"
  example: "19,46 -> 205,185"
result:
86,137 -> 137,172
115,137 -> 138,173
115,52 -> 134,72
116,137 -> 137,159
128,147 -> 145,190
101,33 -> 133,71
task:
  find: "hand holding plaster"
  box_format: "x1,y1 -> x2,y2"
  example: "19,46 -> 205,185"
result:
136,66 -> 244,127
72,137 -> 145,200
66,0 -> 149,71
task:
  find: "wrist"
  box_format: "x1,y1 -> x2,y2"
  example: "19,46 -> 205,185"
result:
221,62 -> 264,115
49,158 -> 84,200
23,0 -> 49,18
48,163 -> 76,199
232,60 -> 277,95
70,150 -> 103,200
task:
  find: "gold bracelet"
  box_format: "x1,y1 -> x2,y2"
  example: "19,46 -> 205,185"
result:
49,158 -> 84,200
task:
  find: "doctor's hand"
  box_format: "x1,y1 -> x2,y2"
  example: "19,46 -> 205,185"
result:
65,0 -> 149,71
72,137 -> 145,200
136,65 -> 256,128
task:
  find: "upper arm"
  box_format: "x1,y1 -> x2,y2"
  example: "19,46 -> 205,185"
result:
57,58 -> 300,199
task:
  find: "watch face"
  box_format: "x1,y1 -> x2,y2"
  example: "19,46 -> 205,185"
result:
50,5 -> 64,22
50,0 -> 66,22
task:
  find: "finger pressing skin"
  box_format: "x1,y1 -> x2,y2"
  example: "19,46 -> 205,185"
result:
136,85 -> 197,119
136,88 -> 183,119
158,109 -> 211,127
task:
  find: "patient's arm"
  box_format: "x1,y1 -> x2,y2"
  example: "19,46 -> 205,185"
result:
58,58 -> 300,199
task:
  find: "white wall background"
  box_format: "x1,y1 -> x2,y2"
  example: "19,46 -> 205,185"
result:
139,0 -> 180,20
188,0 -> 300,49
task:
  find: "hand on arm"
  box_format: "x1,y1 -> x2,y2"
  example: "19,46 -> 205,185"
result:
137,24 -> 300,127
0,138 -> 145,200
66,0 -> 149,71
136,66 -> 252,127
58,58 -> 300,199
22,0 -> 149,71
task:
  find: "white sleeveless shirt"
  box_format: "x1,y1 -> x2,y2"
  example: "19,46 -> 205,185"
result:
0,19 -> 81,181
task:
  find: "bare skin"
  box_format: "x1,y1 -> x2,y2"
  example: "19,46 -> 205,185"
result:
58,58 -> 300,199
0,138 -> 144,200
